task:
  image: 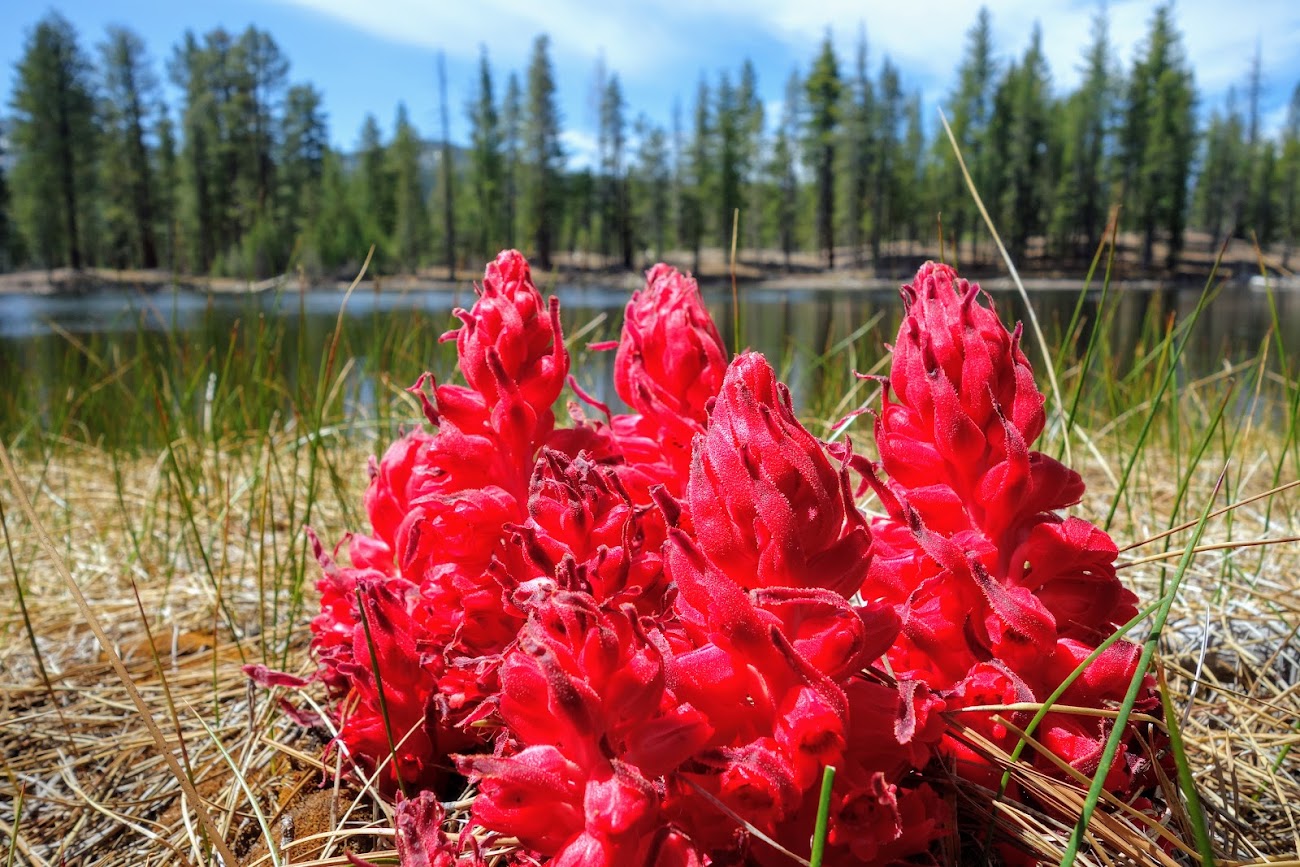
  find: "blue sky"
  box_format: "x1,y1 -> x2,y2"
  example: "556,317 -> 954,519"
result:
4,0 -> 1300,165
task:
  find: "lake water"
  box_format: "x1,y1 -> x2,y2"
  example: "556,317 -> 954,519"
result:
1,280 -> 1297,445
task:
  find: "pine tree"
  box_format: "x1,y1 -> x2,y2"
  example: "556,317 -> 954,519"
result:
523,35 -> 563,270
99,26 -> 162,269
632,115 -> 670,260
671,97 -> 687,257
766,70 -> 802,271
899,91 -> 927,257
1241,46 -> 1283,249
168,27 -> 288,274
310,149 -> 366,269
354,114 -> 395,255
1237,42 -> 1264,235
468,48 -> 503,259
1120,3 -> 1197,272
390,103 -> 429,272
842,28 -> 873,267
591,58 -> 611,262
0,126 -> 19,270
684,78 -> 711,273
936,7 -> 997,263
502,72 -> 523,250
169,31 -> 215,270
1279,84 -> 1300,268
154,110 -> 179,270
278,83 -> 327,252
565,168 -> 596,259
437,51 -> 456,278
995,24 -> 1053,264
804,32 -> 842,268
236,28 -> 288,224
1050,8 -> 1113,257
715,71 -> 742,255
1246,141 -> 1279,247
872,57 -> 902,266
600,74 -> 631,268
736,60 -> 765,255
9,12 -> 98,269
1193,94 -> 1245,246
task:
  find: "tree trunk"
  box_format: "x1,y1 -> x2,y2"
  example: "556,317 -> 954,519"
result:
619,176 -> 633,270
535,175 -> 552,271
819,144 -> 834,269
55,64 -> 81,269
438,53 -> 457,281
1142,220 -> 1156,271
127,93 -> 159,268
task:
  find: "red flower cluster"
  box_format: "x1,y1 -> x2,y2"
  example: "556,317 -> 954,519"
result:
284,253 -> 1164,865
858,263 -> 1165,820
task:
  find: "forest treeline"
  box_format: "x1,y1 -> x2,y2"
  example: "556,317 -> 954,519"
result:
2,4 -> 1299,281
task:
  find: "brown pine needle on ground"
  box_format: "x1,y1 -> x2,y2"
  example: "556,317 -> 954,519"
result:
2,393 -> 1299,864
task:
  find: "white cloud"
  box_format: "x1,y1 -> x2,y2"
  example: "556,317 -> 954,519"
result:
725,0 -> 1300,100
273,0 -> 1300,134
270,0 -> 694,76
561,128 -> 599,170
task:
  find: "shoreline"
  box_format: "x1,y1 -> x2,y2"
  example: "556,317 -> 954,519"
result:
0,266 -> 1172,298
0,243 -> 1290,298
0,266 -> 1229,298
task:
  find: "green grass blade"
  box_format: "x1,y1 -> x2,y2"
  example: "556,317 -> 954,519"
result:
1103,264 -> 1220,533
1058,466 -> 1226,867
4,784 -> 22,867
1157,661 -> 1217,865
809,765 -> 835,867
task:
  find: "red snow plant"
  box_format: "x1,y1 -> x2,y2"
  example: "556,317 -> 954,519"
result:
258,252 -> 1168,866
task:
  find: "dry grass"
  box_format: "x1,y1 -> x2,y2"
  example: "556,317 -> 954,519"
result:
3,233 -> 1300,865
0,438 -> 389,867
1,412 -> 1298,866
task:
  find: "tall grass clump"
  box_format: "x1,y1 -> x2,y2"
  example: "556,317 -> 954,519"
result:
0,239 -> 1297,865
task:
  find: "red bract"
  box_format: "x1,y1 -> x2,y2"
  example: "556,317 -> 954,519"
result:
660,529 -> 944,862
446,249 -> 568,425
688,352 -> 872,596
578,264 -> 729,498
497,593 -> 709,772
827,776 -> 948,866
350,430 -> 436,574
668,545 -> 852,789
861,261 -> 1161,806
288,251 -> 1167,867
392,792 -> 483,867
331,578 -> 446,797
614,264 -> 726,430
465,746 -> 587,853
460,593 -> 711,863
397,485 -> 520,588
1006,517 -> 1138,641
512,449 -> 669,611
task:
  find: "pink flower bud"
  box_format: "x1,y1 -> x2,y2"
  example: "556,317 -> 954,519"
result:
445,250 -> 568,418
519,450 -> 669,608
890,262 -> 1044,450
615,263 -> 727,429
687,352 -> 871,596
460,745 -> 586,853
349,430 -> 436,574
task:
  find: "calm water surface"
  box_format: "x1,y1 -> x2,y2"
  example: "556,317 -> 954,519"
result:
1,280 -> 1296,443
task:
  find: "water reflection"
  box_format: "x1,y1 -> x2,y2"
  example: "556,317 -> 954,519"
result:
1,281 -> 1295,445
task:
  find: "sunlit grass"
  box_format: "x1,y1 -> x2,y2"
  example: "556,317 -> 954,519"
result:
0,254 -> 1298,864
